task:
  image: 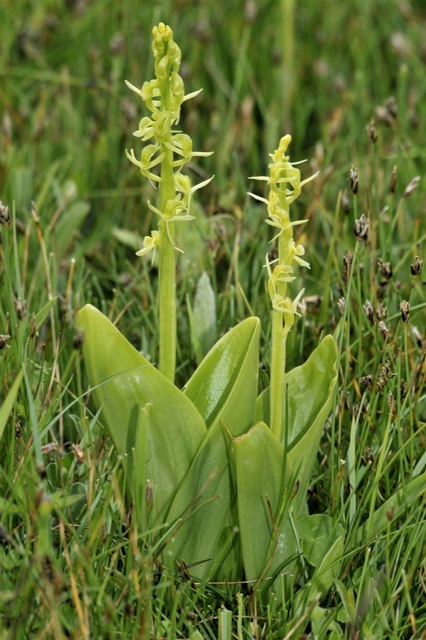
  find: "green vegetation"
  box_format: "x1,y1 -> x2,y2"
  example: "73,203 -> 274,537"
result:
1,1 -> 425,638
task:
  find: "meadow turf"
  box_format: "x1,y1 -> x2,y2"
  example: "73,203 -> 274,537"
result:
0,0 -> 425,638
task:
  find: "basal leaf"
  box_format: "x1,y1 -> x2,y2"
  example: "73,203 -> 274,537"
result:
298,513 -> 345,568
166,418 -> 240,581
184,316 -> 260,435
165,317 -> 261,579
306,536 -> 344,602
192,271 -> 217,360
229,421 -> 298,582
77,304 -> 206,523
255,336 -> 337,449
255,336 -> 338,515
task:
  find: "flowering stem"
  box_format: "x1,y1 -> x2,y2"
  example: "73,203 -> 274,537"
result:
270,226 -> 291,440
158,149 -> 177,381
249,135 -> 317,442
125,23 -> 212,384
270,309 -> 286,441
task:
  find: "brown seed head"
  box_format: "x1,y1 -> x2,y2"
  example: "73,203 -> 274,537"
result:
410,255 -> 422,277
378,258 -> 393,280
403,176 -> 421,198
354,214 -> 370,241
367,119 -> 378,143
363,300 -> 375,325
400,300 -> 410,323
348,165 -> 359,194
0,201 -> 10,227
0,334 -> 11,349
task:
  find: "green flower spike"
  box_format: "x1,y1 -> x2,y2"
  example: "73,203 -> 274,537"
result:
249,134 -> 318,441
125,22 -> 213,382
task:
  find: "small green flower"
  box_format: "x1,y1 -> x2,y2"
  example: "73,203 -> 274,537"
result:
136,230 -> 160,261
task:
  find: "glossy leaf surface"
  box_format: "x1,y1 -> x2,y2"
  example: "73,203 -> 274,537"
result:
167,317 -> 261,579
298,514 -> 345,567
184,316 -> 260,433
229,421 -> 298,581
255,336 -> 337,514
255,336 -> 337,449
192,271 -> 217,360
77,304 -> 206,523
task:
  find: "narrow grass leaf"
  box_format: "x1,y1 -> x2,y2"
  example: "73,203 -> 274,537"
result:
0,370 -> 23,443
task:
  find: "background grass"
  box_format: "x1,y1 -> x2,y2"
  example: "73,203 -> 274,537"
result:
0,0 -> 425,638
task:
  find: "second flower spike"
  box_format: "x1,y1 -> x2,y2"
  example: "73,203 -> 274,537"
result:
249,134 -> 318,440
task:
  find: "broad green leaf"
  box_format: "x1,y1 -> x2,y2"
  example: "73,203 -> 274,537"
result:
192,271 -> 217,360
294,535 -> 344,620
308,536 -> 344,597
166,418 -> 240,581
0,370 -> 23,443
255,336 -> 337,515
230,421 -> 298,581
166,317 -> 261,579
298,514 -> 345,567
184,316 -> 260,434
311,604 -> 348,638
255,336 -> 337,449
334,579 -> 356,621
77,304 -> 206,523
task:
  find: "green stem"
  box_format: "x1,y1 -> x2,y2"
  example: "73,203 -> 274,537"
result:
158,148 -> 176,382
270,310 -> 286,441
270,218 -> 291,441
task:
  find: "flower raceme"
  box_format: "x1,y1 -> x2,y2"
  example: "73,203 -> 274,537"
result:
125,22 -> 212,257
249,134 -> 318,334
249,134 -> 318,440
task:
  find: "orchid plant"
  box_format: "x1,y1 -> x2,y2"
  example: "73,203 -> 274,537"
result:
76,24 -> 423,594
124,22 -> 212,381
